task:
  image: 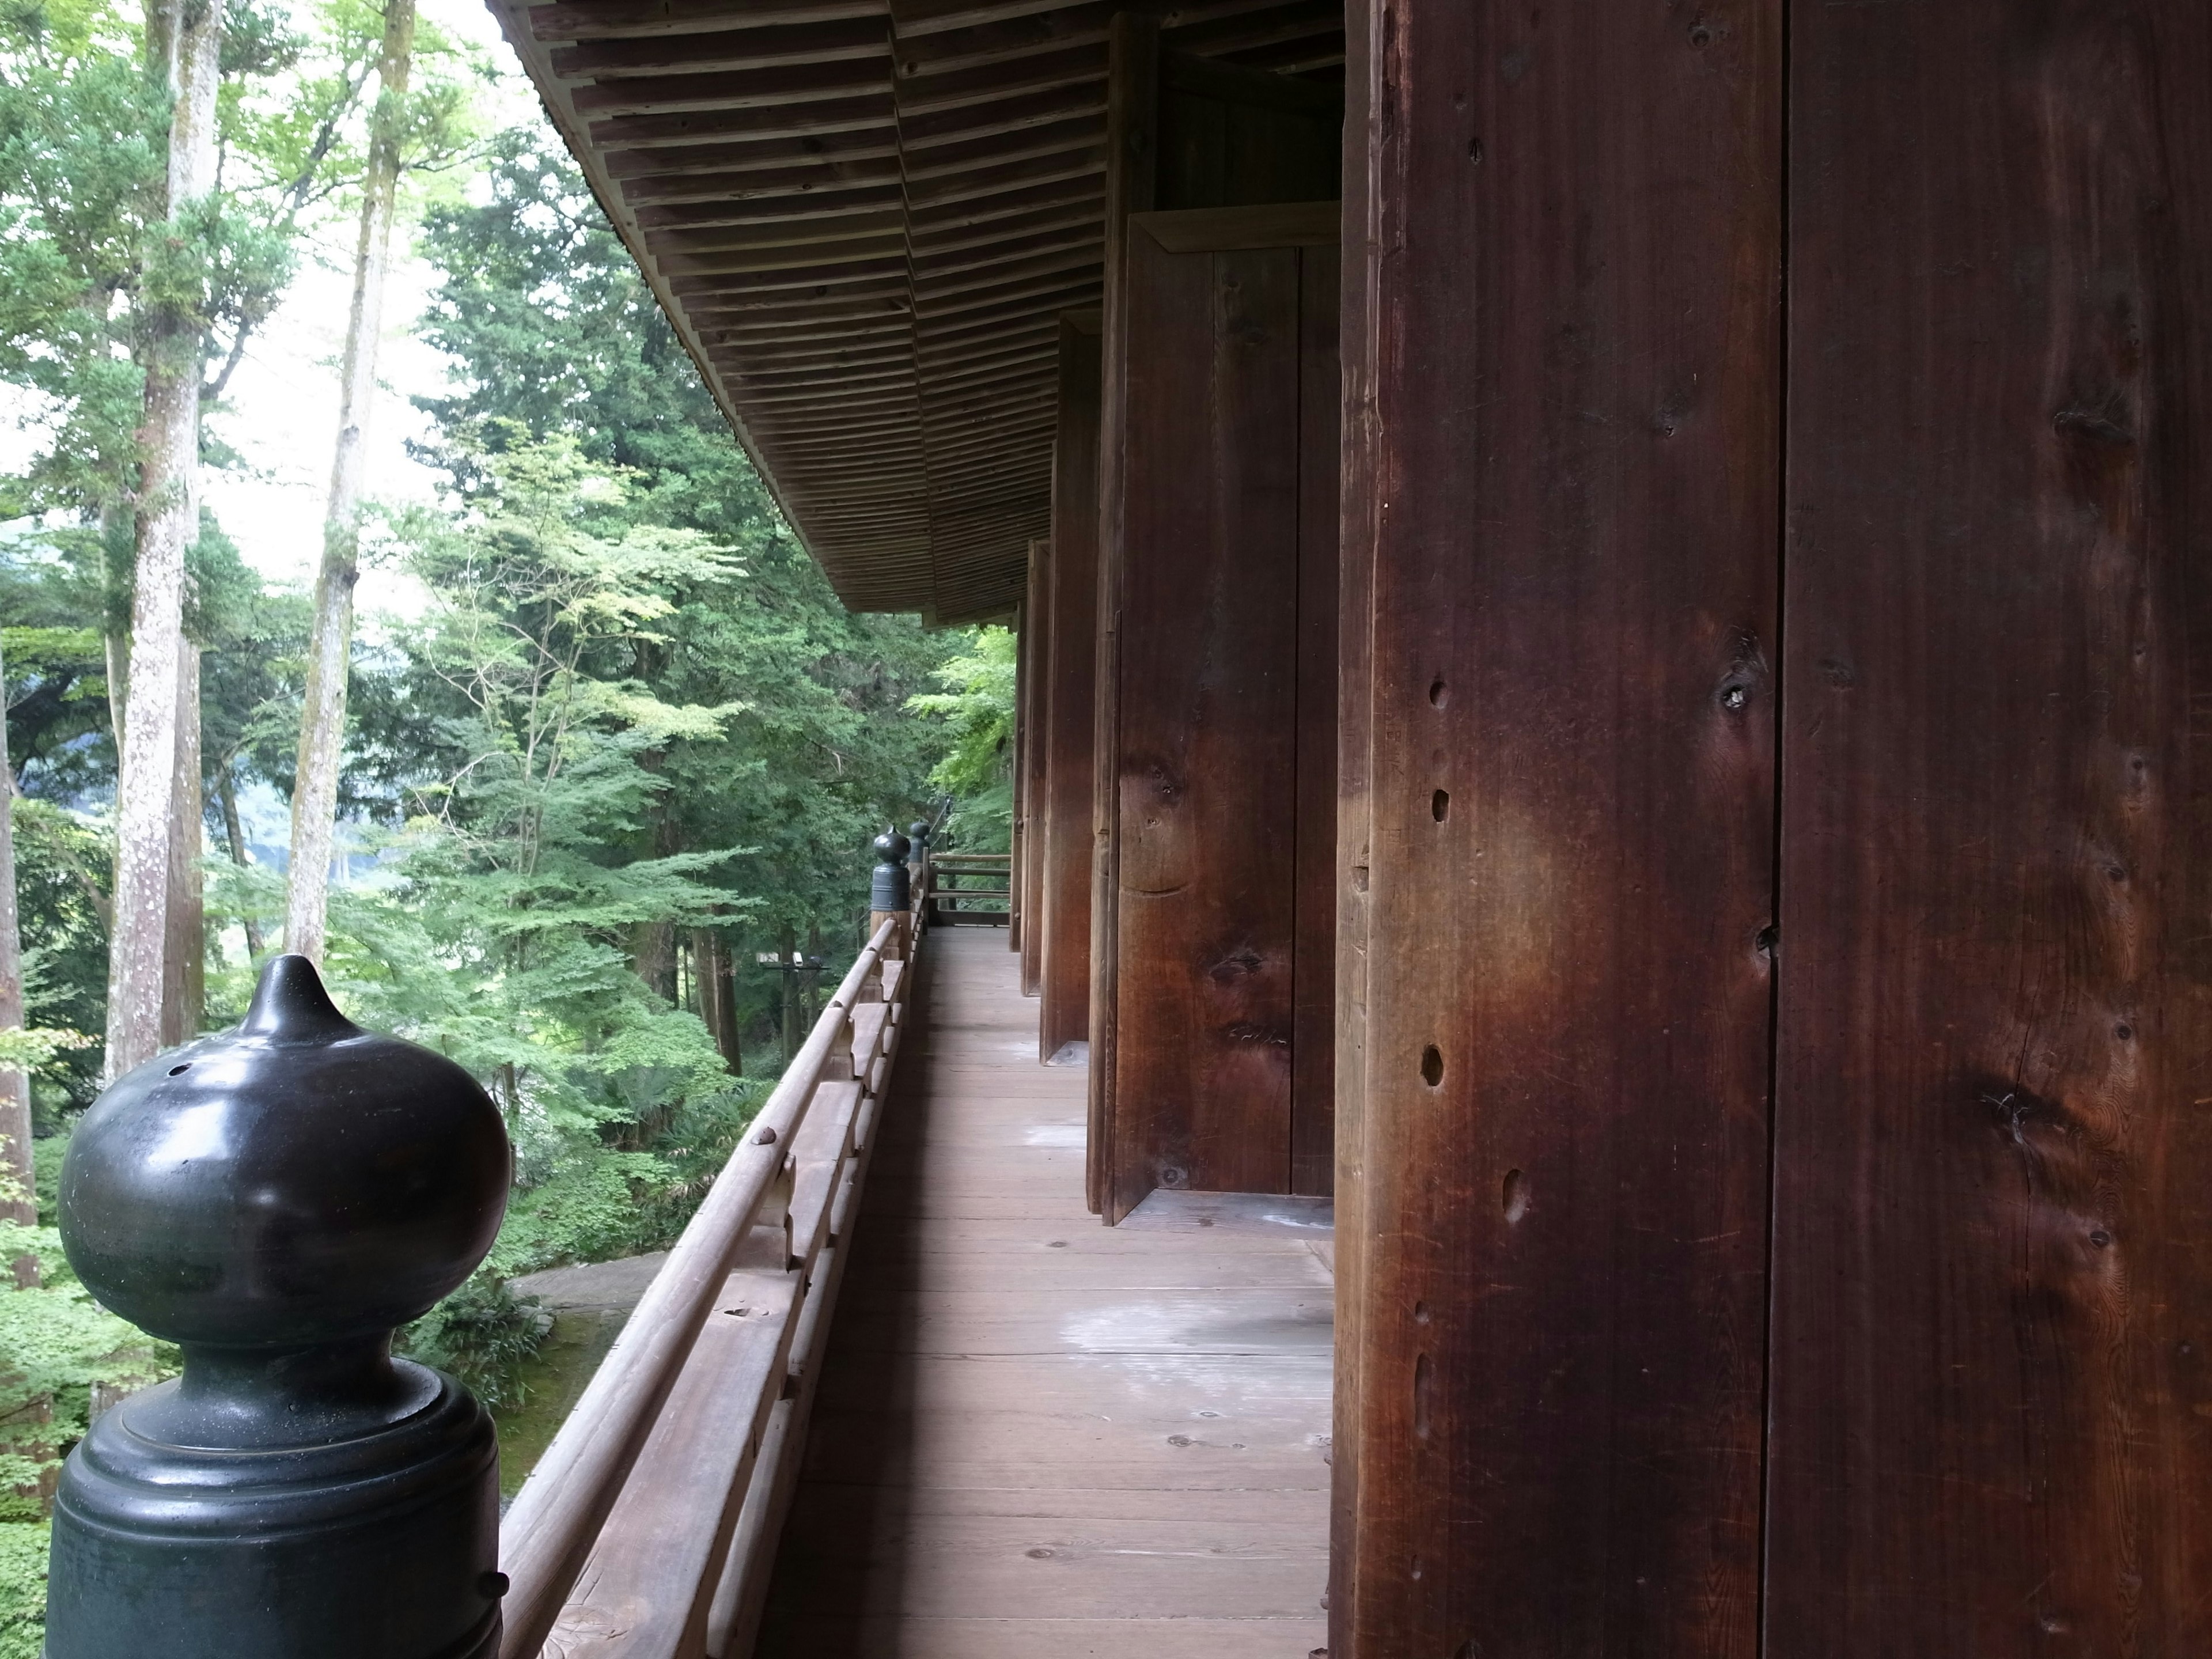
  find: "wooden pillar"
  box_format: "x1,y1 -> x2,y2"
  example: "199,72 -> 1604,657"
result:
1007,597 -> 1027,954
1764,4 -> 2212,1650
1088,16 -> 1345,1222
1041,315 -> 1101,1075
1018,541 -> 1049,995
1332,0 -> 1782,1653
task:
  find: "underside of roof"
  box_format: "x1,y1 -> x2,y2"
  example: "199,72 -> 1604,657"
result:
487,0 -> 1346,623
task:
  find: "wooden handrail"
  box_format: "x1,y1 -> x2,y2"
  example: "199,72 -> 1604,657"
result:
498,917 -> 900,1659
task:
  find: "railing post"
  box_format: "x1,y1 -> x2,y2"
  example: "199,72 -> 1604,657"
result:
907,820 -> 932,933
44,956 -> 513,1659
870,827 -> 911,960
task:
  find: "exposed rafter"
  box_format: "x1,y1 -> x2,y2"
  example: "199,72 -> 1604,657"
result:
490,0 -> 1343,621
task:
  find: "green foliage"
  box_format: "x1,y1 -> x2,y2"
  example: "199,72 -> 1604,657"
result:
6,802 -> 108,1112
0,1519 -> 45,1659
395,1271 -> 543,1413
907,625 -> 1015,850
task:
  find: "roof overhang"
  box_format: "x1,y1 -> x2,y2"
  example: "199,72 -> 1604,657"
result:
487,0 -> 1345,623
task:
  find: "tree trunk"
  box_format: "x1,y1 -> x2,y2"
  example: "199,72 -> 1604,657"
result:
161,643 -> 203,1046
106,0 -> 221,1082
693,926 -> 741,1077
0,637 -> 35,1226
283,0 -> 418,964
214,762 -> 264,957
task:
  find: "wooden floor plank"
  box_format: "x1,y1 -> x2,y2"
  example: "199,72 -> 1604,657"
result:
754,929 -> 1332,1656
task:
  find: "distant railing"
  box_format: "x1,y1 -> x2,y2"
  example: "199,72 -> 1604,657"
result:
501,831 -> 926,1658
921,848 -> 1012,927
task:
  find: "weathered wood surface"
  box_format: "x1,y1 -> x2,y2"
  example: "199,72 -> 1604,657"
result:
755,929 -> 1330,1657
1765,5 -> 2212,1652
1009,592 -> 1029,960
1332,2 -> 1782,1656
1329,5 -> 1376,1638
1018,542 -> 1049,993
1290,241 -> 1339,1200
1087,21 -> 1344,1220
1040,315 -> 1100,1074
1108,223 -> 1303,1219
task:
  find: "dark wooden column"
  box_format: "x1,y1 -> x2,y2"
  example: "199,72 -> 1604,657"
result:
1041,316 -> 1100,1078
1766,5 -> 2212,1651
1102,207 -> 1339,1221
1332,0 -> 1783,1654
1008,595 -> 1028,952
1018,541 -> 1049,993
1088,18 -> 1344,1221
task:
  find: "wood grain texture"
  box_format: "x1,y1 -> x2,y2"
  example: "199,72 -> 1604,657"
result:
1328,1 -> 1374,1641
754,929 -> 1329,1658
1291,246 -> 1339,1199
1108,229 -> 1301,1217
1766,4 -> 2212,1652
1009,592 -> 1030,960
1334,1 -> 1782,1654
545,1268 -> 799,1659
1018,541 -> 1050,993
1041,316 -> 1100,1079
1083,9 -> 1158,1228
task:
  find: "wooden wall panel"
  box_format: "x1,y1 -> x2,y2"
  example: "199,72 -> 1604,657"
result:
1088,18 -> 1345,1221
1328,0 -> 1376,1637
1107,229 -> 1304,1219
1018,540 -> 1049,993
1291,251 -> 1340,1199
1334,0 -> 1782,1653
1085,11 -> 1160,1222
1008,594 -> 1029,953
1041,317 -> 1101,1077
1766,5 -> 2212,1651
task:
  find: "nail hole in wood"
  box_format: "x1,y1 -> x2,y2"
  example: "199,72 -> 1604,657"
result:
1431,789 -> 1449,821
1421,1044 -> 1444,1087
1502,1168 -> 1528,1222
1429,677 -> 1447,706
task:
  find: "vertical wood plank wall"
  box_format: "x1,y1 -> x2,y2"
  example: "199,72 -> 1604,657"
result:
1008,596 -> 1028,951
1041,317 -> 1101,1075
1765,3 -> 2212,1651
1291,253 -> 1340,1199
1330,2 -> 1377,1635
1333,1 -> 1782,1653
1018,541 -> 1050,991
1089,25 -> 1344,1221
1106,223 -> 1336,1219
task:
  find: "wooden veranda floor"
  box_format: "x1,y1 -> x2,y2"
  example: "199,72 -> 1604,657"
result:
755,928 -> 1333,1657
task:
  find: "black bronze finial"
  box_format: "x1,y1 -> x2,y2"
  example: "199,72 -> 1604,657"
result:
872,827 -> 912,912
47,954 -> 514,1659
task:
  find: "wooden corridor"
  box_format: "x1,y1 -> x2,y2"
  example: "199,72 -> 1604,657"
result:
755,929 -> 1332,1657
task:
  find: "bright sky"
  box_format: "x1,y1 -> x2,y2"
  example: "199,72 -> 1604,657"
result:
0,0 -> 544,624
200,0 -> 540,623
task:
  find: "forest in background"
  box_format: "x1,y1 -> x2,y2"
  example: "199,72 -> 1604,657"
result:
0,0 -> 1016,1648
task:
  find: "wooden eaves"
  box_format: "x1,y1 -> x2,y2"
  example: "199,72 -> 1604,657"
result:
486,0 -> 1345,624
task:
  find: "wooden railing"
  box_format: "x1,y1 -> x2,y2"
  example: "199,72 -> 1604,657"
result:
40,834 -> 930,1659
499,849 -> 926,1659
922,849 -> 1012,926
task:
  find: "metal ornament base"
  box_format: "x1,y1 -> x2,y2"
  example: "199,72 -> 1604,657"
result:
46,1360 -> 502,1659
